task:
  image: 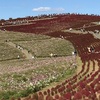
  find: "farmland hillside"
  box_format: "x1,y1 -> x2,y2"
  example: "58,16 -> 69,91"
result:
0,14 -> 100,100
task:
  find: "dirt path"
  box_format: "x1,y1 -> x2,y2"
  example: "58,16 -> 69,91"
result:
6,41 -> 34,59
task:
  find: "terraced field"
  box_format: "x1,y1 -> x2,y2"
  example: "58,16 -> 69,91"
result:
0,30 -> 75,99
0,14 -> 100,100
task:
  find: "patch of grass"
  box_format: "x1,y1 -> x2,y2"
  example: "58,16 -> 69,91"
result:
14,38 -> 74,57
0,31 -> 51,42
0,43 -> 24,61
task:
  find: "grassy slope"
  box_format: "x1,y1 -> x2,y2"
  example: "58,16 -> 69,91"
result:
0,30 -> 75,99
14,38 -> 74,57
0,43 -> 24,61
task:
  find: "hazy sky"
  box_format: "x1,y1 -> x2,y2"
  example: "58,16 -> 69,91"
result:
0,0 -> 100,19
